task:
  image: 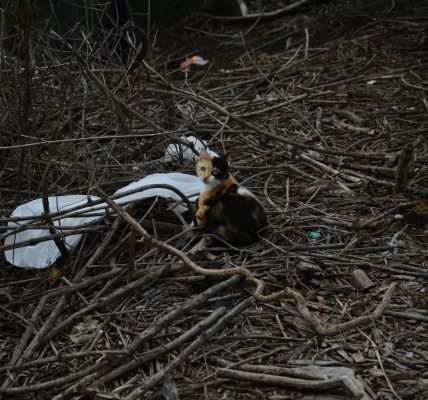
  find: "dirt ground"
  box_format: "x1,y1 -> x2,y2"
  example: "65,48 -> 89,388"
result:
1,0 -> 427,399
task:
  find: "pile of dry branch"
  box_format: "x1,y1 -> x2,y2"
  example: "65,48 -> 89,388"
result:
1,1 -> 427,399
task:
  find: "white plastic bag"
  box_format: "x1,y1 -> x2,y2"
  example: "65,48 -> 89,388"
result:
4,173 -> 205,269
4,195 -> 103,269
164,136 -> 218,163
113,172 -> 203,213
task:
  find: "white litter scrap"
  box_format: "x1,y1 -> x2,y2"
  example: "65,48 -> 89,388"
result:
237,0 -> 248,16
179,55 -> 209,72
164,136 -> 218,163
4,173 -> 205,269
4,195 -> 103,269
4,135 -> 215,269
113,172 -> 204,214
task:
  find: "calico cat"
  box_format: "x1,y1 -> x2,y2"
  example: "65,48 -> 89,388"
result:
195,149 -> 268,246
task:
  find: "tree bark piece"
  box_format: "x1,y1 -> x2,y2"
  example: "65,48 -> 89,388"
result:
394,143 -> 413,193
350,269 -> 375,291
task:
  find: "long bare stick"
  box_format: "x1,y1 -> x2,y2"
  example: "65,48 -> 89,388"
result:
95,184 -> 290,303
124,297 -> 254,399
95,184 -> 397,337
52,276 -> 242,400
216,368 -> 367,399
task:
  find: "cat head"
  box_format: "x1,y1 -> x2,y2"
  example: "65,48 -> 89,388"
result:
196,149 -> 230,183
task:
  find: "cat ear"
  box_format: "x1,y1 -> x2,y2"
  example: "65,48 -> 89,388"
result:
199,148 -> 210,159
222,153 -> 231,163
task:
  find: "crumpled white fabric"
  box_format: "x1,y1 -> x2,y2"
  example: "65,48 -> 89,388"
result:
4,195 -> 102,269
4,173 -> 205,269
112,172 -> 204,213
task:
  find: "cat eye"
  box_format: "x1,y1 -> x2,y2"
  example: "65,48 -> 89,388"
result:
200,167 -> 206,172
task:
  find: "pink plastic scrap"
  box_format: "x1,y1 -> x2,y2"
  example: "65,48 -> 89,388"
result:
180,55 -> 209,72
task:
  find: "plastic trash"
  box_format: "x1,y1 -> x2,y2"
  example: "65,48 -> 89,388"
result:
112,172 -> 204,213
180,55 -> 209,72
4,133 -> 215,269
4,195 -> 103,269
164,136 -> 218,163
308,229 -> 323,242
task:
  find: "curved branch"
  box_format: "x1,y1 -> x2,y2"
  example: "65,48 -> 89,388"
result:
95,185 -> 397,335
287,283 -> 397,336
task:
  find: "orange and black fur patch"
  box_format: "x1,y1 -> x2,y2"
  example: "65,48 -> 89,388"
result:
196,149 -> 268,246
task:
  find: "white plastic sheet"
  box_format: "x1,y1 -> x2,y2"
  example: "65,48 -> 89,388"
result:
4,135 -> 217,269
113,172 -> 204,213
4,173 -> 205,269
164,135 -> 218,163
4,195 -> 102,269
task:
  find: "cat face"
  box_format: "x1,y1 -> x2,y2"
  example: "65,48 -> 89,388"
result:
196,157 -> 213,182
196,149 -> 230,183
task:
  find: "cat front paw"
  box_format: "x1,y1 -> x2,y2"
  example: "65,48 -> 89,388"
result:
196,210 -> 204,220
196,206 -> 208,220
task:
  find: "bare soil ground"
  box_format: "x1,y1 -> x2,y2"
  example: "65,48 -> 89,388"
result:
0,0 -> 427,399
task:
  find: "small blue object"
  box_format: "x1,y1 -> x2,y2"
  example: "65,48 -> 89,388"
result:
308,229 -> 323,242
